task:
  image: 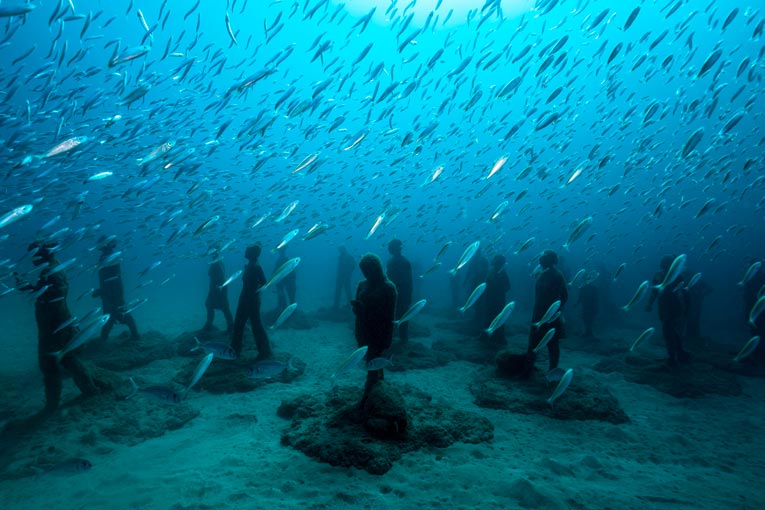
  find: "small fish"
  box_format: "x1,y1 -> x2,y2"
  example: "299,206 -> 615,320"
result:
50,314 -> 110,363
366,356 -> 394,371
486,156 -> 508,179
622,280 -> 649,311
654,254 -> 686,293
47,258 -> 77,276
533,328 -> 557,353
191,338 -> 237,360
330,346 -> 368,388
629,327 -> 655,352
419,261 -> 441,279
568,269 -> 586,287
127,378 -> 183,404
52,316 -> 78,335
270,303 -> 298,330
738,261 -> 761,287
193,215 -> 219,236
563,217 -> 593,250
489,201 -> 509,222
303,223 -> 329,241
533,300 -> 561,328
546,368 -> 573,407
43,136 -> 88,158
186,353 -> 214,392
613,263 -> 626,281
121,298 -> 148,315
274,229 -> 298,251
734,336 -> 760,363
394,299 -> 426,325
449,241 -> 480,275
225,13 -> 238,46
219,269 -> 243,289
434,241 -> 451,261
274,201 -> 298,223
685,273 -> 702,290
84,171 -> 113,183
365,213 -> 385,240
246,359 -> 289,379
459,283 -> 486,313
0,205 -> 34,229
749,296 -> 765,327
514,237 -> 535,255
260,257 -> 300,292
486,301 -> 516,336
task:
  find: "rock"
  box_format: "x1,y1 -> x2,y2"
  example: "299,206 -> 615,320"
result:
508,478 -> 564,510
470,368 -> 629,424
87,330 -> 177,371
362,382 -> 408,439
278,384 -> 493,475
386,341 -> 456,372
173,352 -> 305,394
433,334 -> 509,365
592,355 -> 742,398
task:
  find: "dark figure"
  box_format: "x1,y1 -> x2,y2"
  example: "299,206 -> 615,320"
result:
646,255 -> 690,366
743,264 -> 765,364
483,255 -> 511,344
202,248 -> 234,332
387,239 -> 412,344
352,253 -> 397,402
230,245 -> 272,359
577,279 -> 599,338
94,236 -> 140,342
333,246 -> 355,309
274,248 -> 297,310
16,242 -> 98,414
527,249 -> 569,371
464,246 -> 489,328
684,272 -> 712,347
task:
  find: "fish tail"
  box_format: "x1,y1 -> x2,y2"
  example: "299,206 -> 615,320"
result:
448,268 -> 457,276
392,320 -> 400,326
620,305 -> 629,312
125,377 -> 139,400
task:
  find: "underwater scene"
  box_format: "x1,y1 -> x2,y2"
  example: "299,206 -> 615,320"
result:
1,0 -> 764,508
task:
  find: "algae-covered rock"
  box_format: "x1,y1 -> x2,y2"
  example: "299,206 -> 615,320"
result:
88,330 -> 177,371
278,383 -> 493,475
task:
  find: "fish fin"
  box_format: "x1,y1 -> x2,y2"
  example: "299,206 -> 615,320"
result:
392,320 -> 400,326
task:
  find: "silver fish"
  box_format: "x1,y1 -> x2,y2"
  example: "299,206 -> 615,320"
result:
546,368 -> 573,406
459,283 -> 486,313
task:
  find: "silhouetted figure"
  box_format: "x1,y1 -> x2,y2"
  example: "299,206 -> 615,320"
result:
333,246 -> 355,309
203,247 -> 234,332
387,239 -> 412,344
94,236 -> 140,342
464,246 -> 489,328
484,254 -> 511,344
743,264 -> 765,364
684,271 -> 711,346
577,278 -> 599,338
352,253 -> 396,403
230,245 -> 272,359
16,242 -> 98,415
527,249 -> 569,371
647,255 -> 690,367
274,248 -> 297,310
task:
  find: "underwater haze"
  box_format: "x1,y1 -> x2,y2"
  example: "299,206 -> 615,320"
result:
1,0 -> 765,509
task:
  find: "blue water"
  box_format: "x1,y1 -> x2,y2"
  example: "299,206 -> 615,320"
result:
1,0 -> 764,505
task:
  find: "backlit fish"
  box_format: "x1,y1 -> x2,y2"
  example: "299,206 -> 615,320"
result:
629,327 -> 655,352
270,303 -> 297,330
459,283 -> 486,313
449,241 -> 480,275
546,368 -> 573,407
622,280 -> 649,311
330,346 -> 367,388
533,300 -> 561,328
260,257 -> 300,292
394,299 -> 426,325
734,336 -> 760,362
486,301 -> 515,336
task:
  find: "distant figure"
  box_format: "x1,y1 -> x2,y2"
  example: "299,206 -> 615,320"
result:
646,255 -> 690,367
230,245 -> 272,360
483,254 -> 511,344
202,246 -> 234,332
684,271 -> 711,346
274,248 -> 297,310
594,263 -> 619,326
16,242 -> 99,415
333,246 -> 355,309
577,276 -> 599,338
387,239 -> 412,344
94,236 -> 140,342
463,246 -> 489,328
527,249 -> 569,371
352,253 -> 397,403
742,263 -> 765,364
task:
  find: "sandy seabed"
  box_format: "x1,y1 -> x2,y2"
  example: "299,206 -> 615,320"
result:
1,294 -> 763,510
